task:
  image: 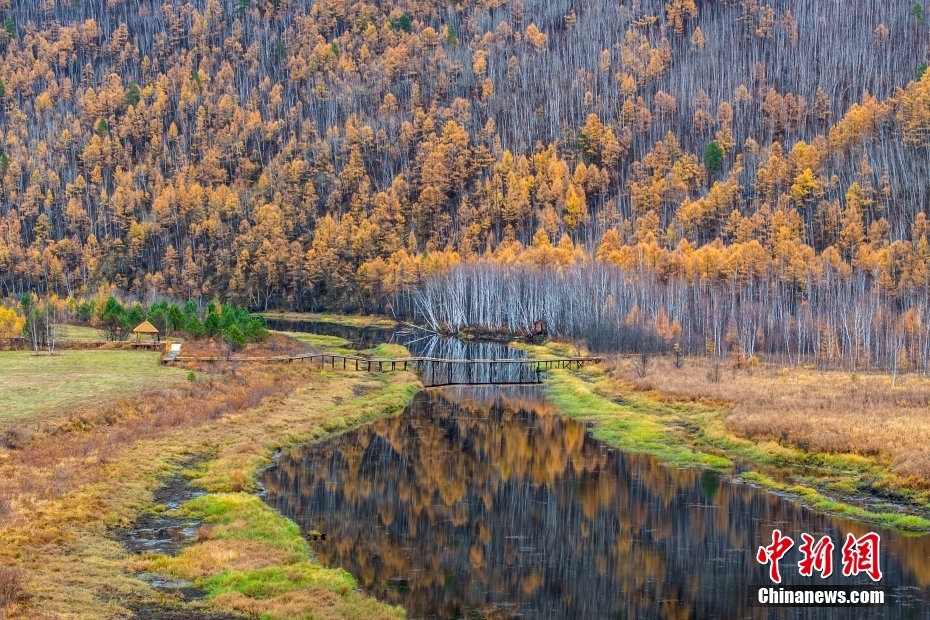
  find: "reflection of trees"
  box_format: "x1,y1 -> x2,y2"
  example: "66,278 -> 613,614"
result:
268,321 -> 533,385
396,335 -> 532,385
263,389 -> 930,620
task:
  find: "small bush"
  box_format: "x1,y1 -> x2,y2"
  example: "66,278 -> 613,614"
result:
0,567 -> 26,608
1,427 -> 33,450
204,311 -> 221,337
224,325 -> 247,351
75,300 -> 95,323
184,316 -> 205,339
187,371 -> 197,382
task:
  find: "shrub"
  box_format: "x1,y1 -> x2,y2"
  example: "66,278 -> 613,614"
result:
204,311 -> 221,337
224,325 -> 247,351
0,566 -> 26,608
167,304 -> 185,331
185,316 -> 206,339
75,300 -> 95,323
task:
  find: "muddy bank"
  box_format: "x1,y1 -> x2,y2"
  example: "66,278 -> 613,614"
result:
112,465 -> 214,614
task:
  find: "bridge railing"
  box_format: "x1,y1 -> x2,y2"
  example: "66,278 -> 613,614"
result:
165,352 -> 602,386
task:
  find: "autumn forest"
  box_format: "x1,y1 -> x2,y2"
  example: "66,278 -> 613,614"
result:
0,0 -> 929,369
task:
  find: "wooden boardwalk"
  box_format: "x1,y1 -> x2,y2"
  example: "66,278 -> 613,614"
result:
165,352 -> 602,386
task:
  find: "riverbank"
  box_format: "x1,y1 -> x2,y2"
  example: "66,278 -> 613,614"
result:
0,335 -> 420,618
518,341 -> 930,532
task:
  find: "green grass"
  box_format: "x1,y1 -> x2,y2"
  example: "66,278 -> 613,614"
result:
56,324 -> 184,343
140,493 -> 399,613
203,564 -> 360,600
520,342 -> 930,532
275,331 -> 354,353
276,331 -> 413,361
366,343 -> 410,359
740,472 -> 930,532
260,312 -> 397,329
57,324 -> 105,341
133,370 -> 419,619
177,494 -> 311,560
0,350 -> 189,422
544,366 -> 731,470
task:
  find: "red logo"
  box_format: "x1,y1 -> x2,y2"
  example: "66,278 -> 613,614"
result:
757,529 -> 795,583
841,532 -> 883,582
758,530 -> 882,583
798,533 -> 835,578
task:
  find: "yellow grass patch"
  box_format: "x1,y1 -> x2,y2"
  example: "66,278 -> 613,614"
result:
0,333 -> 420,618
0,350 -> 188,423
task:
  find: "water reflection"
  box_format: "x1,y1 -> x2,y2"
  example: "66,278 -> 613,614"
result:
262,388 -> 930,619
399,336 -> 535,386
268,318 -> 532,385
265,318 -> 397,349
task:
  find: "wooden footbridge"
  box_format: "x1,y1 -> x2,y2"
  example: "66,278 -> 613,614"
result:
165,350 -> 602,387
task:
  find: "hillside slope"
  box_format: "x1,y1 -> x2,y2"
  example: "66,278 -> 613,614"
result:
0,0 -> 927,311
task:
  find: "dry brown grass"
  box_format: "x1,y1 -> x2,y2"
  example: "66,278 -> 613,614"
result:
0,335 -> 416,618
0,365 -> 301,615
606,355 -> 930,482
209,589 -> 403,620
178,333 -> 309,358
0,567 -> 26,610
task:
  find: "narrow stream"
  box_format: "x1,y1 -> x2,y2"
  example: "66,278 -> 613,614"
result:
262,321 -> 930,619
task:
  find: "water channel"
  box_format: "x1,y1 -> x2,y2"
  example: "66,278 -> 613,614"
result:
261,321 -> 930,619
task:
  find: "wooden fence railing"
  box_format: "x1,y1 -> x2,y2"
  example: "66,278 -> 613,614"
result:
165,352 -> 602,385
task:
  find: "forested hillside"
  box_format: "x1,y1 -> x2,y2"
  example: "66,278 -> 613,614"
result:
0,0 -> 929,344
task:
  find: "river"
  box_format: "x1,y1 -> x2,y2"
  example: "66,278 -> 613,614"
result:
261,321 -> 930,619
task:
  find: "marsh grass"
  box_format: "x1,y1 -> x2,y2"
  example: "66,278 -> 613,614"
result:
545,366 -> 731,470
179,332 -> 308,358
134,493 -> 405,619
276,333 -> 413,361
0,332 -> 420,618
130,372 -> 419,619
367,343 -> 411,359
521,343 -> 930,531
0,566 -> 26,609
608,357 -> 930,491
276,331 -> 354,353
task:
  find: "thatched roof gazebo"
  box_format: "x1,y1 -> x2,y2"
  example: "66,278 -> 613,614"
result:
132,320 -> 160,344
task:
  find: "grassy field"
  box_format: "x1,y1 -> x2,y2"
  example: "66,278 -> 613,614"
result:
276,331 -> 355,354
56,323 -> 186,343
0,334 -> 419,618
274,332 -> 412,360
516,342 -> 930,531
57,324 -> 105,341
0,350 -> 189,423
260,311 -> 398,329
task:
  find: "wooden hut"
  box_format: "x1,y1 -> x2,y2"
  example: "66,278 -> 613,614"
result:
532,319 -> 548,336
132,320 -> 160,345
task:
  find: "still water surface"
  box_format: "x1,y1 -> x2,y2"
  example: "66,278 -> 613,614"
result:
262,387 -> 930,619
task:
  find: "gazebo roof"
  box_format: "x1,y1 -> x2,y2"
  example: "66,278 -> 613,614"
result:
132,320 -> 160,334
